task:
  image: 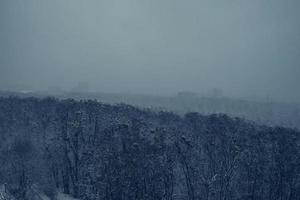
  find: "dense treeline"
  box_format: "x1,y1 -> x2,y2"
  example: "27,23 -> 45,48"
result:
0,97 -> 299,200
1,90 -> 300,130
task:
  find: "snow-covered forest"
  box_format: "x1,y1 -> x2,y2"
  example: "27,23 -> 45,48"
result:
1,0 -> 300,199
2,90 -> 300,130
0,97 -> 299,200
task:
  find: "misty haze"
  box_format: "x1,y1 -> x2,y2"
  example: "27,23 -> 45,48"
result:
0,1 -> 300,200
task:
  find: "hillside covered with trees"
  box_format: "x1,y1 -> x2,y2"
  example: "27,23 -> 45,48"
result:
0,97 -> 299,200
1,90 -> 299,130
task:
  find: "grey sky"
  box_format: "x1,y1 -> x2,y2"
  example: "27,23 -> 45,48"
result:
0,0 -> 300,102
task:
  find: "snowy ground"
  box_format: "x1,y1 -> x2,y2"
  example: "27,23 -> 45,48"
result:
0,184 -> 79,200
56,192 -> 79,200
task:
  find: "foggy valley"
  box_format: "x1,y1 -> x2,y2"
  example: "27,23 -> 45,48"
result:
0,1 -> 300,200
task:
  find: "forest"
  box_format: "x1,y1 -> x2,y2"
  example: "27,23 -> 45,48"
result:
2,90 -> 299,130
0,96 -> 299,200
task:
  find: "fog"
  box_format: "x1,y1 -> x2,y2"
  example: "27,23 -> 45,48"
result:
0,0 -> 300,102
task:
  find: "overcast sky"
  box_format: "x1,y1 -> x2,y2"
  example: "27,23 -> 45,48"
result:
0,0 -> 300,102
